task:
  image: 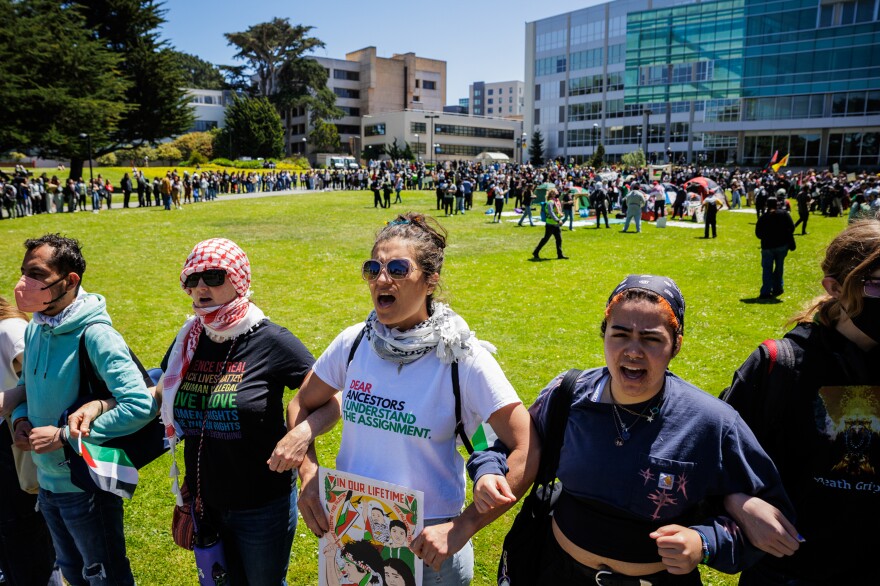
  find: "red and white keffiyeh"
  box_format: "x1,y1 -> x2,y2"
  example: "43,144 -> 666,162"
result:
160,238 -> 265,504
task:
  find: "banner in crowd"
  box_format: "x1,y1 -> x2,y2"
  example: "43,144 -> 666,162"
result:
319,467 -> 423,586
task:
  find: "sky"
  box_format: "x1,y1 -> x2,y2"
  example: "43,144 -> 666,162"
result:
160,0 -> 604,102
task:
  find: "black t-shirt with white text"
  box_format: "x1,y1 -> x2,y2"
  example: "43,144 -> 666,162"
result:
163,320 -> 314,509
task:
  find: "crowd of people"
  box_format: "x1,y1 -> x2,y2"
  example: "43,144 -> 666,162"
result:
1,203 -> 878,585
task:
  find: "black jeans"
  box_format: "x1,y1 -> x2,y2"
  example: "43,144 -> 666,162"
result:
534,224 -> 563,257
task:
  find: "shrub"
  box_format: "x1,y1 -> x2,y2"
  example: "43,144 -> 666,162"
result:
97,152 -> 118,166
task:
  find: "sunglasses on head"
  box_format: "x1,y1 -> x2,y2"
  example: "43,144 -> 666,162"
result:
862,277 -> 880,298
361,258 -> 416,281
184,269 -> 226,288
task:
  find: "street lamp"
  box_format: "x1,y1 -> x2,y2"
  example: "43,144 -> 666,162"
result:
425,114 -> 440,165
414,133 -> 420,161
79,133 -> 93,183
301,136 -> 307,155
592,123 -> 600,160
520,132 -> 528,164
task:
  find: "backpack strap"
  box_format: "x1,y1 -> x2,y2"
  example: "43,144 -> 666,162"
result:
452,362 -> 474,455
536,369 -> 582,484
78,322 -> 151,400
761,337 -> 796,375
347,326 -> 366,368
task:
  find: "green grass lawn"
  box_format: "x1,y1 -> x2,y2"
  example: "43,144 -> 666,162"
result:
0,190 -> 845,585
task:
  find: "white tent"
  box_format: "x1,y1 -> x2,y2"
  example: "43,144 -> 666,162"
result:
474,152 -> 510,164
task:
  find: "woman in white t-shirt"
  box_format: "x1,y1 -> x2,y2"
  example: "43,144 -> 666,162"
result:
289,212 -> 536,586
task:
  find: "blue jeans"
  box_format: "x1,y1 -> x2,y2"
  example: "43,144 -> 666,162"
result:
422,518 -> 474,586
37,489 -> 133,586
206,486 -> 297,585
562,208 -> 574,229
623,210 -> 641,232
518,206 -> 533,225
761,245 -> 789,296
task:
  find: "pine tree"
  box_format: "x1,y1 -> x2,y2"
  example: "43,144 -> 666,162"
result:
528,129 -> 545,166
214,95 -> 284,159
0,0 -> 128,171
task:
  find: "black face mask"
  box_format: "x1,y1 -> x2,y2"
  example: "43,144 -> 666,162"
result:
850,297 -> 880,343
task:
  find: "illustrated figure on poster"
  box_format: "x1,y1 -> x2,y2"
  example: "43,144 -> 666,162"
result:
383,558 -> 416,586
323,539 -> 384,586
319,469 -> 423,585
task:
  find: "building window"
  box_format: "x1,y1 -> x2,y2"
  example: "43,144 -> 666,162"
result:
334,87 -> 360,99
498,88 -> 503,94
333,69 -> 360,81
535,84 -> 541,100
335,124 -> 361,135
433,124 -> 515,139
411,122 -> 427,133
474,89 -> 481,96
412,95 -> 420,102
474,98 -> 482,105
509,97 -> 513,103
339,106 -> 361,117
365,123 -> 386,136
488,108 -> 493,113
488,98 -> 493,104
536,55 -> 567,76
536,28 -> 567,52
488,89 -> 494,95
423,80 -> 436,90
569,48 -> 603,72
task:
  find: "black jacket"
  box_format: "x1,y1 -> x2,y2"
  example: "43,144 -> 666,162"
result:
723,323 -> 880,583
755,210 -> 794,249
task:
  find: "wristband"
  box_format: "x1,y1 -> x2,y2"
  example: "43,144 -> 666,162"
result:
696,529 -> 711,565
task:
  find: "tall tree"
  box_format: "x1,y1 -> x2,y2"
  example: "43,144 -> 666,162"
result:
225,19 -> 340,153
0,0 -> 128,177
172,51 -> 226,89
225,18 -> 323,97
76,0 -> 193,153
529,129 -> 546,166
215,95 -> 284,159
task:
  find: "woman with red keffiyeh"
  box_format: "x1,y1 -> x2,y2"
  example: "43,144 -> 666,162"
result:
70,238 -> 331,585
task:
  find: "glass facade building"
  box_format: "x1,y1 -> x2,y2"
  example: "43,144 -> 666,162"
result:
525,0 -> 880,168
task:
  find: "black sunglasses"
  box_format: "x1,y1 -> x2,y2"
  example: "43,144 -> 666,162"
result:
361,259 -> 416,281
184,269 -> 226,288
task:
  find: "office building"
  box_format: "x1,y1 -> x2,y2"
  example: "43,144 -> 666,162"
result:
361,110 -> 524,164
525,0 -> 880,168
186,89 -> 234,132
285,47 -> 447,160
469,81 -> 525,119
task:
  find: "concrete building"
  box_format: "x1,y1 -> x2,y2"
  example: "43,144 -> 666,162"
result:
284,47 -> 447,160
469,81 -> 525,119
186,89 -> 233,132
525,0 -> 880,168
360,110 -> 524,164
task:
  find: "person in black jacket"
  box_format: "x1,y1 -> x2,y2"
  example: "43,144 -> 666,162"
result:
722,219 -> 880,585
755,198 -> 795,298
590,183 -> 610,228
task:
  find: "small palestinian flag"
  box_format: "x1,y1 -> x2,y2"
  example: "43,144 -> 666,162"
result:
79,436 -> 139,499
470,423 -> 498,452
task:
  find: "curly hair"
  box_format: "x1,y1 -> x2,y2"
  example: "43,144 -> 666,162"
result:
23,233 -> 86,281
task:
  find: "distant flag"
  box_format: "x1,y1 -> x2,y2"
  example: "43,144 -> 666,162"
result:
79,436 -> 138,499
772,154 -> 790,173
762,150 -> 779,173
